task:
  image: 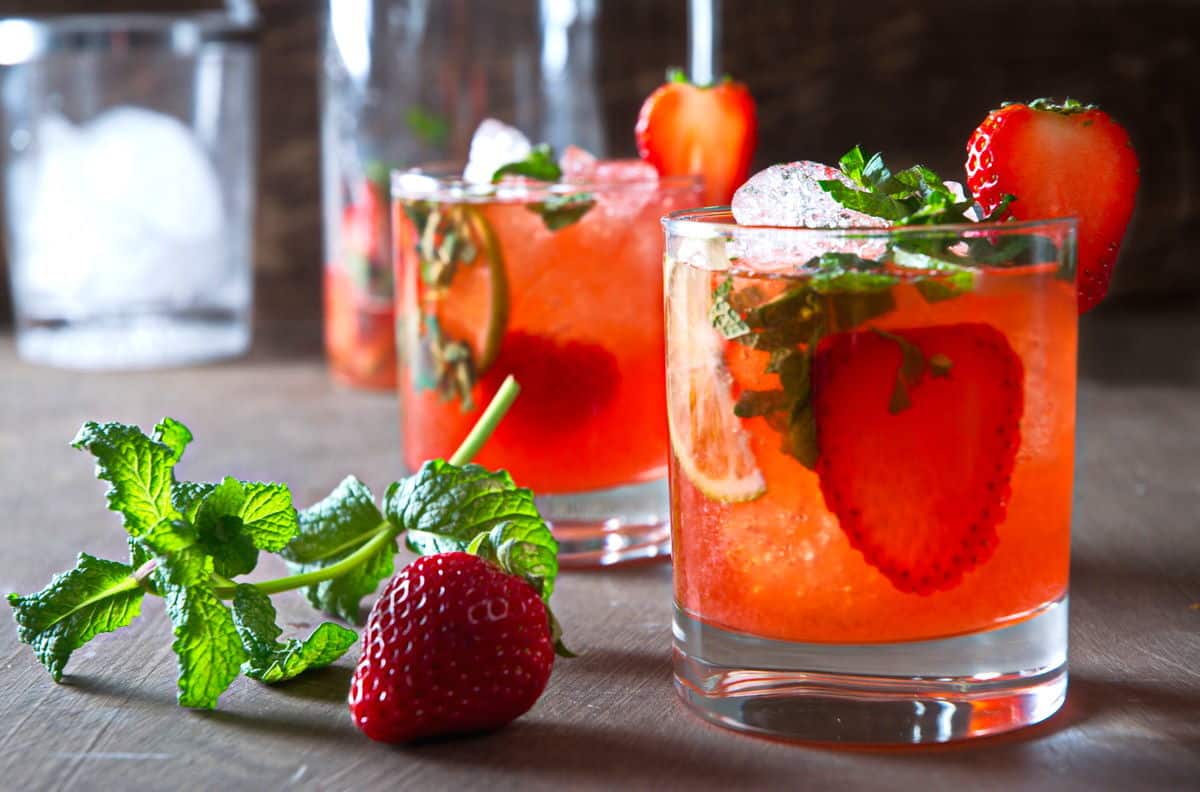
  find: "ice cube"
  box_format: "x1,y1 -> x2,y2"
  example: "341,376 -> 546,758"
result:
727,162 -> 890,269
731,161 -> 889,229
85,106 -> 223,241
11,106 -> 228,311
944,180 -> 982,221
559,144 -> 597,181
462,118 -> 531,184
593,158 -> 657,183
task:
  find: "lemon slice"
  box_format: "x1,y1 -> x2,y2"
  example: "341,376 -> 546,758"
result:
665,247 -> 766,503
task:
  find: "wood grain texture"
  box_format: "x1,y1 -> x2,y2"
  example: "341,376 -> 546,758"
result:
1,305 -> 1198,790
0,0 -> 1198,327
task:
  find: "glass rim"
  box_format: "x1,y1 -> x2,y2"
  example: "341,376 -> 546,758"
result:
391,161 -> 702,202
0,11 -> 258,64
661,206 -> 1079,238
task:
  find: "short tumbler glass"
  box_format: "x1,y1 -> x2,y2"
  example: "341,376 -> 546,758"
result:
0,9 -> 257,369
393,166 -> 702,566
664,209 -> 1078,743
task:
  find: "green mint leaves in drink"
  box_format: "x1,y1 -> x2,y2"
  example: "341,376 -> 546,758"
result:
491,143 -> 563,183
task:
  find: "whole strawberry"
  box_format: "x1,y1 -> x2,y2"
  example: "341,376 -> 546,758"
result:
636,69 -> 758,205
966,98 -> 1139,312
348,552 -> 556,743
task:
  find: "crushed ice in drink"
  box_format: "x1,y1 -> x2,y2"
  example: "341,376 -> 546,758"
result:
731,161 -> 888,229
463,118 -> 532,184
559,145 -> 597,180
728,162 -> 888,268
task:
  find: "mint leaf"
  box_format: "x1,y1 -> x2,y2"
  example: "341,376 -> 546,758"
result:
386,460 -> 559,601
404,105 -> 450,147
526,192 -> 594,231
71,420 -> 186,537
734,389 -> 788,418
822,149 -> 976,227
158,547 -> 246,709
154,418 -> 192,462
171,481 -> 217,521
817,179 -> 909,221
282,476 -> 394,624
915,270 -> 976,303
709,276 -> 753,339
492,143 -> 561,183
231,585 -> 357,683
837,146 -> 868,184
7,554 -> 144,681
197,478 -> 299,577
193,478 -> 258,577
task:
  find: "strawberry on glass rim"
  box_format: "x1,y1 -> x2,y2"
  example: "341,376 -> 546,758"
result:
636,68 -> 758,205
966,97 -> 1140,312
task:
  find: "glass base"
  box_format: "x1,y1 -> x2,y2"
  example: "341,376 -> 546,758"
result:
16,309 -> 250,370
673,596 -> 1068,744
536,478 -> 670,567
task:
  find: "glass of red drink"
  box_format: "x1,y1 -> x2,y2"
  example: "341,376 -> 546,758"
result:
393,164 -> 702,565
664,208 -> 1078,742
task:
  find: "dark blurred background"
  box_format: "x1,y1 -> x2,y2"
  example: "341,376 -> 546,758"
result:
1,0 -> 1197,325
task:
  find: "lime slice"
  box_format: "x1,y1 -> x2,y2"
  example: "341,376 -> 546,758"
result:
665,250 -> 766,503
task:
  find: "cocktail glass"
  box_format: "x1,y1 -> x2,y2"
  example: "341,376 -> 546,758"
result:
393,165 -> 702,565
664,208 -> 1078,743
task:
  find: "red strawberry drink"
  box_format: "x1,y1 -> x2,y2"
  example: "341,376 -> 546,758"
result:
665,152 -> 1086,742
392,121 -> 702,566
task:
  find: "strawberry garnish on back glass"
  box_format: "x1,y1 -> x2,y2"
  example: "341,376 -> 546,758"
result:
966,98 -> 1139,312
636,69 -> 758,205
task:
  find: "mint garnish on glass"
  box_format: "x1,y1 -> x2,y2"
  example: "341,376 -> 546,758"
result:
8,377 -> 566,709
712,148 -> 1058,469
490,142 -> 597,230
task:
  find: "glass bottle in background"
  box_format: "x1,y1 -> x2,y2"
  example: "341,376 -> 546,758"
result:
321,0 -> 605,388
0,4 -> 258,369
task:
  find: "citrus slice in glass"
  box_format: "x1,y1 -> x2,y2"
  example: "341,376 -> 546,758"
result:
666,249 -> 766,502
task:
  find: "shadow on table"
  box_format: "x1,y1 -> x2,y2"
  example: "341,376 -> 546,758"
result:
265,663 -> 357,705
404,718 -> 779,787
62,668 -> 364,747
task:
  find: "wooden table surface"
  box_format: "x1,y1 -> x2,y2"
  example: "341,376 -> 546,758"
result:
1,310 -> 1198,791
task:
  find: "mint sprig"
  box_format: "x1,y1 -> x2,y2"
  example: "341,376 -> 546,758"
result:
7,375 -> 570,707
491,143 -> 562,183
819,146 -> 977,226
